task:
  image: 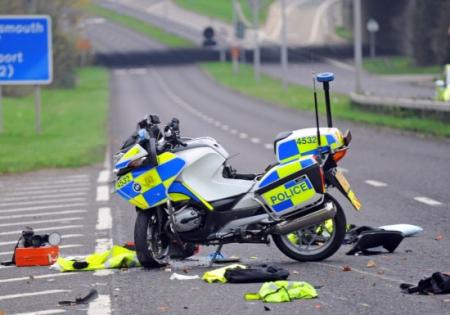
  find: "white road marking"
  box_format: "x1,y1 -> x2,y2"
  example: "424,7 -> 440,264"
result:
96,207 -> 112,230
0,216 -> 84,228
93,238 -> 113,277
0,225 -> 84,236
337,167 -> 349,173
364,180 -> 388,187
95,238 -> 113,253
230,129 -> 238,135
128,68 -> 147,75
1,187 -> 89,197
4,178 -> 89,187
239,132 -> 248,139
0,203 -> 87,214
0,210 -> 87,221
0,290 -> 70,299
250,137 -> 260,144
264,143 -> 274,150
0,192 -> 87,202
12,309 -> 66,315
87,294 -> 112,315
0,244 -> 83,256
414,196 -> 443,206
214,121 -> 221,127
0,234 -> 84,247
96,185 -> 110,202
0,197 -> 86,208
0,182 -> 89,192
221,125 -> 229,131
97,170 -> 111,184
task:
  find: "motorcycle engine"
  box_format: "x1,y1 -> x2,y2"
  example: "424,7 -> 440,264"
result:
173,207 -> 201,232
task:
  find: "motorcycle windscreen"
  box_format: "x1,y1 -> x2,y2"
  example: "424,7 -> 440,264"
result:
115,152 -> 186,209
255,157 -> 323,217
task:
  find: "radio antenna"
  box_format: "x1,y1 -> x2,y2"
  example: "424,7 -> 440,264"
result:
312,74 -> 322,151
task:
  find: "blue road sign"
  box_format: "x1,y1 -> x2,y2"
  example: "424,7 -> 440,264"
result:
0,15 -> 52,85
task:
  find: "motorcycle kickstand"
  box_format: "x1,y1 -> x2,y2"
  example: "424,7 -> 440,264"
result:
208,244 -> 223,267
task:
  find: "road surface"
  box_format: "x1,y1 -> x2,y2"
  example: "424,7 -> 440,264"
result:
0,16 -> 449,315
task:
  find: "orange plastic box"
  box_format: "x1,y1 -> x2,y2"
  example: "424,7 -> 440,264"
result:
15,246 -> 59,267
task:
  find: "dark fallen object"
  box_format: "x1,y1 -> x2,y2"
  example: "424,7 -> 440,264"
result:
224,264 -> 289,283
58,289 -> 99,306
401,272 -> 450,295
345,226 -> 404,256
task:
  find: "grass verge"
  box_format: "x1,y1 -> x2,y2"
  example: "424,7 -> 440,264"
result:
0,67 -> 109,174
174,0 -> 273,25
363,56 -> 441,75
201,62 -> 450,138
83,3 -> 193,48
335,26 -> 352,41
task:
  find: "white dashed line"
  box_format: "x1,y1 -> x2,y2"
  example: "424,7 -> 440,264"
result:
414,196 -> 442,206
364,180 -> 387,187
2,187 -> 89,197
0,192 -> 87,202
214,121 -> 221,127
0,197 -> 86,207
0,290 -> 71,301
13,309 -> 66,315
0,273 -> 78,284
250,137 -> 261,144
96,185 -> 110,202
0,203 -> 88,214
97,170 -> 111,184
221,125 -> 229,131
87,294 -> 112,315
264,143 -> 274,150
239,133 -> 248,139
96,207 -> 112,230
0,217 -> 84,228
230,129 -> 238,135
0,234 -> 83,247
0,210 -> 87,221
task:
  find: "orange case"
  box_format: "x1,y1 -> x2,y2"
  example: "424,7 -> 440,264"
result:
15,246 -> 59,267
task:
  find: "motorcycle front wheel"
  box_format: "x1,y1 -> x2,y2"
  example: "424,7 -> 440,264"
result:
272,194 -> 346,262
134,208 -> 170,268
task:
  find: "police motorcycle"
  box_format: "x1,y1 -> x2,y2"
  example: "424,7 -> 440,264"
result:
113,72 -> 361,268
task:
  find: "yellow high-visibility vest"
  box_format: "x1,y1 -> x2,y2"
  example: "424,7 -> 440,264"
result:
245,281 -> 318,303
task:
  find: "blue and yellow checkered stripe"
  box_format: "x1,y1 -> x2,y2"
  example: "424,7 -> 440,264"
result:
277,134 -> 343,164
116,152 -> 186,209
257,157 -> 317,213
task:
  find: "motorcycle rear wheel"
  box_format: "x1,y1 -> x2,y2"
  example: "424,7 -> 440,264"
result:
272,194 -> 346,262
134,209 -> 170,268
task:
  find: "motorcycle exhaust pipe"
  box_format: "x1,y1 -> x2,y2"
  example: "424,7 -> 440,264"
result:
272,202 -> 336,235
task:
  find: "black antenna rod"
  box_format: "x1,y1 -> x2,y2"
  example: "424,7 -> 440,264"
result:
312,74 -> 322,149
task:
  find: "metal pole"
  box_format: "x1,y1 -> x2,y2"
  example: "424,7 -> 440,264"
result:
35,85 -> 41,134
370,32 -> 376,58
353,0 -> 363,93
253,0 -> 260,81
232,0 -> 239,74
0,86 -> 3,134
281,0 -> 288,90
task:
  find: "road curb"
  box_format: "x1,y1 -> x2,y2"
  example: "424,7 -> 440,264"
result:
350,92 -> 450,121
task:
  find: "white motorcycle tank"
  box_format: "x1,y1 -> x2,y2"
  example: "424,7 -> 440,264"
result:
175,137 -> 255,202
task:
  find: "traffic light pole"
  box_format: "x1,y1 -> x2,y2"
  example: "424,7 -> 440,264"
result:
253,0 -> 260,81
353,0 -> 363,93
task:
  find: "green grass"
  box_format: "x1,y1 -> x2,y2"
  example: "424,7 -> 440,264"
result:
201,62 -> 450,138
84,3 -> 193,48
363,56 -> 441,75
335,26 -> 352,41
174,0 -> 274,25
0,67 -> 109,173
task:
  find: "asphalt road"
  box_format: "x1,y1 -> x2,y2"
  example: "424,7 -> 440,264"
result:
97,0 -> 436,99
1,14 -> 449,315
103,19 -> 449,314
